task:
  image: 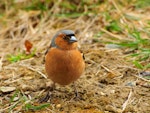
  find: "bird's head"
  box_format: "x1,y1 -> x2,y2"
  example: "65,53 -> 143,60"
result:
51,30 -> 78,50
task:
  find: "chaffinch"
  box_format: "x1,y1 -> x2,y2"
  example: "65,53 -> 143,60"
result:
40,30 -> 85,102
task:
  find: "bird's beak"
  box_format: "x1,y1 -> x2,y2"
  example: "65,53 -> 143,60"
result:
69,36 -> 77,43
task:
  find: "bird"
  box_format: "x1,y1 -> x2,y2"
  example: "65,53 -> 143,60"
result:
40,30 -> 85,102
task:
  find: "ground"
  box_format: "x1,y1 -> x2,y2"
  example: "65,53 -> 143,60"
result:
0,0 -> 150,113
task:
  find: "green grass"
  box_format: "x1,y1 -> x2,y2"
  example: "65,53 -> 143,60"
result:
118,30 -> 149,48
0,0 -> 102,18
23,0 -> 51,11
7,49 -> 36,63
106,20 -> 122,32
9,90 -> 50,112
116,29 -> 150,69
23,103 -> 50,111
135,0 -> 150,8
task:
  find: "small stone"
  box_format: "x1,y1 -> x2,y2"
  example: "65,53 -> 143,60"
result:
110,90 -> 115,94
100,92 -> 106,96
56,104 -> 61,108
13,97 -> 19,101
0,86 -> 16,93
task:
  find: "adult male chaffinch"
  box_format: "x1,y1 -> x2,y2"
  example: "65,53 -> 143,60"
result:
40,30 -> 85,102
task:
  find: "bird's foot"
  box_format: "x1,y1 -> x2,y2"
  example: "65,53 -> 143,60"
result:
39,84 -> 55,103
39,91 -> 51,103
72,82 -> 82,101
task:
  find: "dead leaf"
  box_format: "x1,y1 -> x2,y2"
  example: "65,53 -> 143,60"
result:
25,40 -> 33,53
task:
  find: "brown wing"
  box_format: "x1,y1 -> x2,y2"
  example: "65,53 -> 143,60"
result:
43,45 -> 52,63
79,49 -> 85,60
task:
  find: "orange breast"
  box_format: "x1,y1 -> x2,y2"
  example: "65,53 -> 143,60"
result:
45,48 -> 85,85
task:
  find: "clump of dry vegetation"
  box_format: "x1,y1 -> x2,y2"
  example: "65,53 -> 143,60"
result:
0,0 -> 150,113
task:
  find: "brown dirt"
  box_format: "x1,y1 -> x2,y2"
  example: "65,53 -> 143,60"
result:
0,1 -> 150,113
1,39 -> 150,113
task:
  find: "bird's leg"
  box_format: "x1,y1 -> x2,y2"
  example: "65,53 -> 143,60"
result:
39,83 -> 55,103
73,82 -> 79,99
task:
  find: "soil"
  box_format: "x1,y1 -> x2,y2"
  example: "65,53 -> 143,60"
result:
0,5 -> 150,113
0,41 -> 150,113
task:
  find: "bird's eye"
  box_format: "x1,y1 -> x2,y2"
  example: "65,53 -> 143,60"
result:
63,36 -> 70,40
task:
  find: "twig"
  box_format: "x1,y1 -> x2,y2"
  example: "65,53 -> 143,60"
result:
0,100 -> 21,112
101,64 -> 116,75
133,74 -> 150,83
121,89 -> 133,113
111,0 -> 127,23
19,63 -> 47,79
0,56 -> 3,71
118,66 -> 150,82
78,16 -> 98,39
100,28 -> 126,40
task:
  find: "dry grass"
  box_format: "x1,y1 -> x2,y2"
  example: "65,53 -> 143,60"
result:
0,0 -> 150,113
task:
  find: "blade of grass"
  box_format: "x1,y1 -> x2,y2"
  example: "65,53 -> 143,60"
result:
133,61 -> 144,69
24,103 -> 50,111
10,90 -> 20,102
